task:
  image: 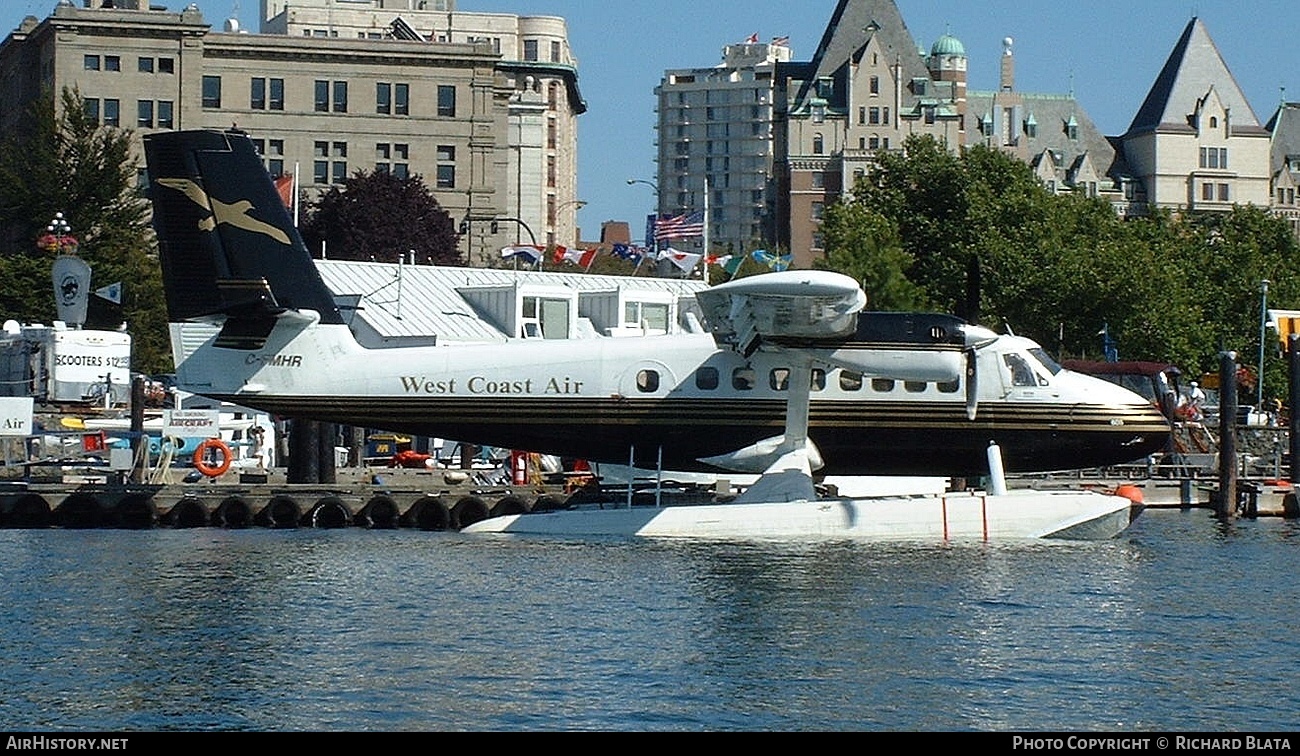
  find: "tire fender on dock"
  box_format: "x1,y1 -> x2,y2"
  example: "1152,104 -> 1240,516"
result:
358,495 -> 400,529
309,496 -> 351,529
451,495 -> 490,530
213,496 -> 253,529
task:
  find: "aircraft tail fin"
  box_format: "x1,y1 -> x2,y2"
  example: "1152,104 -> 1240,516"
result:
143,129 -> 343,327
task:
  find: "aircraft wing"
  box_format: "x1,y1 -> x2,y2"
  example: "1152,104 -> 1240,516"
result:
695,270 -> 868,356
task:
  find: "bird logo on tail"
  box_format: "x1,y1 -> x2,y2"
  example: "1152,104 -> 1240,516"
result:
155,178 -> 291,245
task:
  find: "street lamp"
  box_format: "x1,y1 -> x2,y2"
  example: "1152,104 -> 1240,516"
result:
1258,278 -> 1270,410
626,178 -> 660,248
40,212 -> 77,254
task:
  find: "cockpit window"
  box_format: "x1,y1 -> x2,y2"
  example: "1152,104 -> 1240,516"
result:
1028,348 -> 1062,375
1004,353 -> 1048,387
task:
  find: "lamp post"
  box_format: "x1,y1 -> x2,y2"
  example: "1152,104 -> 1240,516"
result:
556,199 -> 586,248
492,216 -> 540,270
626,178 -> 660,249
42,212 -> 77,255
1258,278 -> 1270,410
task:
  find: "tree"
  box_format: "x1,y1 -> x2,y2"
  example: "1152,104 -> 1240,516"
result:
300,171 -> 461,265
818,132 -> 1300,407
818,201 -> 926,310
0,86 -> 168,373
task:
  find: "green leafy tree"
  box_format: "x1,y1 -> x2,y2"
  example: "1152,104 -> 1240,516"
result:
301,170 -> 462,265
818,201 -> 926,310
820,132 -> 1300,407
0,86 -> 168,373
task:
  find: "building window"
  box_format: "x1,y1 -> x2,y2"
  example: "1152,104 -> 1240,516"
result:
868,107 -> 880,125
157,100 -> 173,129
333,81 -> 348,113
158,57 -> 174,74
251,78 -> 267,110
137,100 -> 154,128
84,55 -> 100,71
1218,183 -> 1230,202
395,83 -> 409,115
437,85 -> 456,117
1199,147 -> 1229,169
811,202 -> 824,221
813,134 -> 824,154
375,82 -> 410,116
436,145 -> 456,188
104,55 -> 120,72
269,78 -> 284,110
104,99 -> 120,128
551,40 -> 562,62
869,76 -> 879,95
138,57 -> 154,73
376,143 -> 410,178
83,98 -> 100,123
202,76 -> 222,109
315,80 -> 329,112
523,39 -> 538,61
1202,183 -> 1214,201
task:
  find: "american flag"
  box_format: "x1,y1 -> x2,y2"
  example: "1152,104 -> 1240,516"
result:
772,35 -> 790,47
653,211 -> 705,239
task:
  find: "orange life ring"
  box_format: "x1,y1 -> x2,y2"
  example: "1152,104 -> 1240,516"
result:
193,438 -> 233,477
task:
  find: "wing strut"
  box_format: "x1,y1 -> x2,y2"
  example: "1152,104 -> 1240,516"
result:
729,352 -> 820,504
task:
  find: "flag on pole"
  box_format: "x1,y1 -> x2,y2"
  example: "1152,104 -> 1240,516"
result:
653,211 -> 705,239
94,282 -> 123,305
501,245 -> 543,264
611,243 -> 644,261
751,249 -> 793,272
274,174 -> 294,210
707,254 -> 744,276
554,246 -> 599,268
659,247 -> 703,272
745,33 -> 759,44
771,35 -> 790,47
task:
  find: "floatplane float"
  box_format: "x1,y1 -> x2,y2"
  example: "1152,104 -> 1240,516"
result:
141,129 -> 1168,542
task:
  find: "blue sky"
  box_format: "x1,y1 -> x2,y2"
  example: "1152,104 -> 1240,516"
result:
5,1 -> 1298,243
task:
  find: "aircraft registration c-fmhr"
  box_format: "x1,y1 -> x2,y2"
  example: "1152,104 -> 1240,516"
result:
143,129 -> 1170,480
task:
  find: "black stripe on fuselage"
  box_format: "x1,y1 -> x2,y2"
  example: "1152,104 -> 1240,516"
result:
206,394 -> 1170,476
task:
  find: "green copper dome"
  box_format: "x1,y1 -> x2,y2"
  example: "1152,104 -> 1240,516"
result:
931,33 -> 965,57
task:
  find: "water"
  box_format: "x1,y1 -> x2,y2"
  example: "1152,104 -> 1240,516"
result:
1,508 -> 1298,732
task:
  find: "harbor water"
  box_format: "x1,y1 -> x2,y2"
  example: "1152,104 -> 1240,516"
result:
1,508 -> 1298,732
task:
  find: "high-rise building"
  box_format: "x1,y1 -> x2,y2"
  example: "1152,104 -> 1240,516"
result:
654,39 -> 791,256
0,0 -> 586,264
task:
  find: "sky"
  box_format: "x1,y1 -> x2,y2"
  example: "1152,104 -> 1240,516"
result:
5,1 -> 1300,243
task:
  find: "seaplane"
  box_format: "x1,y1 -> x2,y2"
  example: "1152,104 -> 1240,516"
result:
142,129 -> 1170,541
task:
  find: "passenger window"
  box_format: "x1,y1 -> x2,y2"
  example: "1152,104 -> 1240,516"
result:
871,378 -> 895,392
770,368 -> 790,391
636,370 -> 660,393
937,380 -> 960,394
695,366 -> 719,390
732,367 -> 756,390
811,369 -> 826,392
904,381 -> 927,393
839,370 -> 863,391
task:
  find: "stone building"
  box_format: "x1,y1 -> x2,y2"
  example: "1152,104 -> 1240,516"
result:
0,0 -> 586,264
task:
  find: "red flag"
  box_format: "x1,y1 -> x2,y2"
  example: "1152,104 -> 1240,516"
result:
274,175 -> 294,210
745,33 -> 759,44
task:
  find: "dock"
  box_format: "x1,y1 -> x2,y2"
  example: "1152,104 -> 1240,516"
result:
0,465 -> 578,531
